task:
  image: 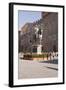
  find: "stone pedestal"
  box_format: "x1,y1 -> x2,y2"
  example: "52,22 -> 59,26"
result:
37,45 -> 42,54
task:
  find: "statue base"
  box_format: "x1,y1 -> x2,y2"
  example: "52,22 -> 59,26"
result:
37,45 -> 42,54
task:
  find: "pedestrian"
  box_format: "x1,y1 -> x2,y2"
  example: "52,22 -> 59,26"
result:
50,53 -> 51,60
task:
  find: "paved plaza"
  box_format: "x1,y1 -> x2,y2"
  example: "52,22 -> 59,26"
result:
18,59 -> 58,79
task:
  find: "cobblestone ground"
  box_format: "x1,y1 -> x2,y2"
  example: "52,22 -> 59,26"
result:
18,59 -> 58,79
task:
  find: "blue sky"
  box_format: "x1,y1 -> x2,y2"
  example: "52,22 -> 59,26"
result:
18,10 -> 41,30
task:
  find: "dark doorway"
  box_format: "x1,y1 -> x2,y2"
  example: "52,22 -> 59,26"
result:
33,46 -> 37,53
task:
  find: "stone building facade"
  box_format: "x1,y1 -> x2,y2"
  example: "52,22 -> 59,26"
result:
19,12 -> 58,53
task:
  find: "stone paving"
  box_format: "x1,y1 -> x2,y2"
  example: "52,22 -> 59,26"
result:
18,59 -> 58,79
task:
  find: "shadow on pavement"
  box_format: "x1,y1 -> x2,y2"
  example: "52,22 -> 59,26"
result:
39,59 -> 58,64
46,66 -> 58,71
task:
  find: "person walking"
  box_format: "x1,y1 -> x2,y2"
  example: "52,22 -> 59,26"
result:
50,53 -> 51,60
